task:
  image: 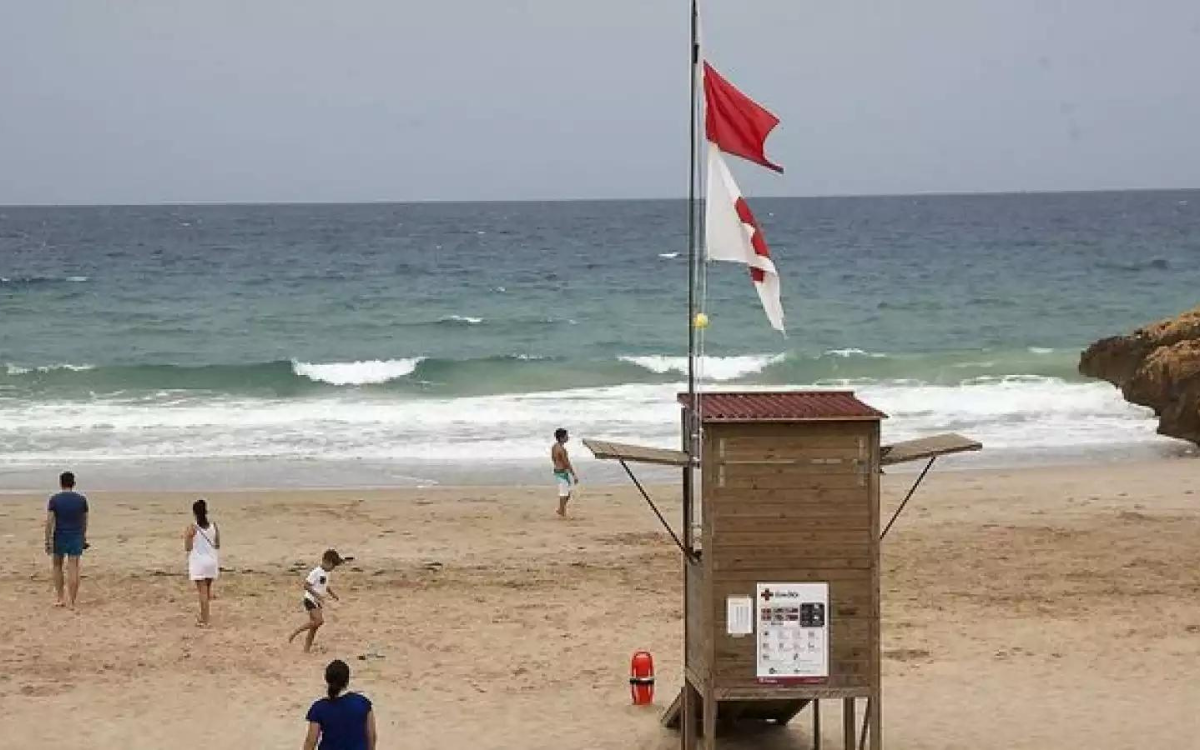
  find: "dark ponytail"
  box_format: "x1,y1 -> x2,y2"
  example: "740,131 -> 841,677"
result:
325,659 -> 350,700
192,499 -> 209,529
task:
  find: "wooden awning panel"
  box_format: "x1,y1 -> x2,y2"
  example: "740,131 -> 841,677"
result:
880,433 -> 981,466
586,434 -> 978,468
583,439 -> 690,468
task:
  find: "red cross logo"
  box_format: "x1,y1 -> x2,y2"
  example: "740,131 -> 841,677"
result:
761,589 -> 773,601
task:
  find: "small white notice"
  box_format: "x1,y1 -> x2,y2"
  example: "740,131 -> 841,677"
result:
756,582 -> 829,684
726,595 -> 753,636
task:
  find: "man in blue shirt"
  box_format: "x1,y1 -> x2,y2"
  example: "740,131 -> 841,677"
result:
45,471 -> 88,609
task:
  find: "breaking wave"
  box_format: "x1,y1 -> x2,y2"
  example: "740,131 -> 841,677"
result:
0,347 -> 1089,398
619,354 -> 786,381
291,359 -> 425,386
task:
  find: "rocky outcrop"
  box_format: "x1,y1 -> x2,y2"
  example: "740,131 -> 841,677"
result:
1080,306 -> 1200,445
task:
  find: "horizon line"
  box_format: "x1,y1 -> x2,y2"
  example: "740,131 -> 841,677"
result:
2,185 -> 1198,210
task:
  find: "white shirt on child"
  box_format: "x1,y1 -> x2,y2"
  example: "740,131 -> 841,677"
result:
305,566 -> 331,604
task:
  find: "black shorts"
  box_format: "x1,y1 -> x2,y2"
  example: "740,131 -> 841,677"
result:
304,598 -> 320,612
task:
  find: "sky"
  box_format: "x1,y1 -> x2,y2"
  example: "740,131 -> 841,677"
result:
2,1 -> 1199,204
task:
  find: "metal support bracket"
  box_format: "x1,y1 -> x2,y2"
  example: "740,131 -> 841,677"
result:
880,456 -> 937,541
619,459 -> 697,562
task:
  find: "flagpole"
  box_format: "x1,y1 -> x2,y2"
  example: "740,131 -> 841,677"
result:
686,0 -> 698,432
683,0 -> 700,552
685,0 -> 699,484
682,1 -> 700,744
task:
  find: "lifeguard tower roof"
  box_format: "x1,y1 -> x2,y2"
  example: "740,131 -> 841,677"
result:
678,391 -> 887,422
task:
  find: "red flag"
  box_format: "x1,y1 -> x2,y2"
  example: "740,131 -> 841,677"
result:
703,62 -> 783,173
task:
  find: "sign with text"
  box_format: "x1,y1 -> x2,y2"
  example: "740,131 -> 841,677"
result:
755,582 -> 829,684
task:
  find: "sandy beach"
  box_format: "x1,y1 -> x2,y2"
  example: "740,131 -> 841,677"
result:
1,459 -> 1198,749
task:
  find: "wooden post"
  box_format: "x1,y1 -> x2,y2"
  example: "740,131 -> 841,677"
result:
843,698 -> 856,750
857,699 -> 870,750
869,692 -> 882,750
812,699 -> 821,750
869,423 -> 883,750
682,680 -> 698,750
702,688 -> 718,750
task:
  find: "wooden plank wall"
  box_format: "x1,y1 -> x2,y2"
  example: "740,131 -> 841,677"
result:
701,420 -> 881,694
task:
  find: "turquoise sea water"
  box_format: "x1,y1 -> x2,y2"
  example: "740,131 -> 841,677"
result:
2,191 -> 1198,488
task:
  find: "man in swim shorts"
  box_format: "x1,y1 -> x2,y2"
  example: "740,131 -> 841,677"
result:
45,471 -> 88,610
551,428 -> 579,517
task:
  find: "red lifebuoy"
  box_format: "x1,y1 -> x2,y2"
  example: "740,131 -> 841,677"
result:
629,650 -> 655,705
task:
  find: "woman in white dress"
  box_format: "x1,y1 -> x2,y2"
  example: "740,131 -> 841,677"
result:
183,498 -> 220,626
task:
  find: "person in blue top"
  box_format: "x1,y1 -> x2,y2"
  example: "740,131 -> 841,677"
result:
44,471 -> 89,610
303,660 -> 377,750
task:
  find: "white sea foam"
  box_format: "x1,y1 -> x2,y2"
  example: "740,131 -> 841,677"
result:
440,315 -> 483,325
4,363 -> 95,375
291,359 -> 423,386
0,275 -> 89,284
1028,347 -> 1056,354
658,252 -> 680,259
620,354 -> 786,381
825,348 -> 889,358
0,377 -> 1172,469
853,377 -> 1161,454
0,383 -> 683,463
951,361 -> 996,369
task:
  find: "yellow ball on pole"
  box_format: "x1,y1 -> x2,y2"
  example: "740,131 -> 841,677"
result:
694,312 -> 709,329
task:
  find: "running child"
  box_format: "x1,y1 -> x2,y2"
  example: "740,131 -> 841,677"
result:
288,549 -> 345,653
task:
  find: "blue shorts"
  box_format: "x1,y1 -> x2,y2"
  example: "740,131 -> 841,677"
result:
53,533 -> 84,557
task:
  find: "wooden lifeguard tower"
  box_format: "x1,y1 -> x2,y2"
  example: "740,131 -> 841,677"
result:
586,390 -> 980,749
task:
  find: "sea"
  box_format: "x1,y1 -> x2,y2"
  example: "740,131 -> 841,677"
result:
2,190 -> 1198,490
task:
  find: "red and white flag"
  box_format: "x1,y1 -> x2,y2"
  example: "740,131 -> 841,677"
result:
702,61 -> 785,333
705,144 -> 784,332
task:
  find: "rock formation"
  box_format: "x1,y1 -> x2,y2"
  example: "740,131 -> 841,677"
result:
1079,306 -> 1200,445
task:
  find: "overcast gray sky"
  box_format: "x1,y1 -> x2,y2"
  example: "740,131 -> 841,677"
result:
2,1 -> 1199,204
